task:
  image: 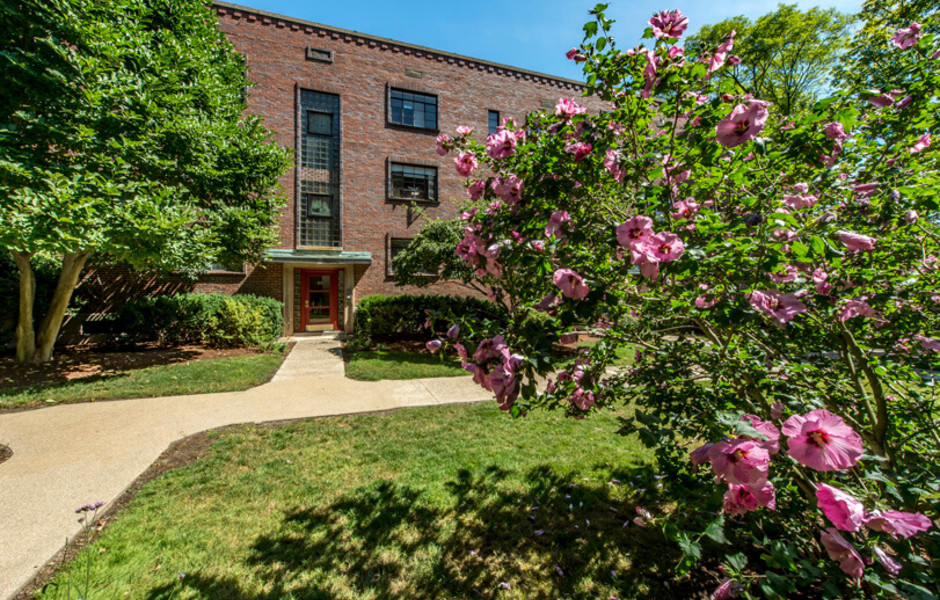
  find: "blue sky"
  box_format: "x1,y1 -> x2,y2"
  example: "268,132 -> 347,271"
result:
231,0 -> 863,80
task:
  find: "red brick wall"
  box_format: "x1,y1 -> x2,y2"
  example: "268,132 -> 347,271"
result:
214,4 -> 608,303
78,263 -> 283,315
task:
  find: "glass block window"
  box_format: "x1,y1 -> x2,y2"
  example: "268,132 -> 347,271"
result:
299,91 -> 341,247
488,110 -> 500,135
389,88 -> 437,130
389,162 -> 437,202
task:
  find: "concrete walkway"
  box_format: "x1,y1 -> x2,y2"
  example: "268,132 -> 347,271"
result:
0,337 -> 489,599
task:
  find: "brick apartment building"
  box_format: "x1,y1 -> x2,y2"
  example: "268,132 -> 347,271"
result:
83,2 -> 605,336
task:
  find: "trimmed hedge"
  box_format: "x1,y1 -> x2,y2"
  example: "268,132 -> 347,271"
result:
115,293 -> 283,348
353,294 -> 506,345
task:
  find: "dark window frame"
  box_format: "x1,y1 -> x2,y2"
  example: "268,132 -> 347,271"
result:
387,87 -> 439,132
387,236 -> 437,277
488,109 -> 500,135
306,110 -> 333,135
387,161 -> 438,204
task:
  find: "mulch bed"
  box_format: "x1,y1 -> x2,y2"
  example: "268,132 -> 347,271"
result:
0,343 -> 260,392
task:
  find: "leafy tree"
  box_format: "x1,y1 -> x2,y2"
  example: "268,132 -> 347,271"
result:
0,0 -> 291,363
434,4 -> 939,597
833,0 -> 939,91
685,3 -> 855,115
391,218 -> 490,294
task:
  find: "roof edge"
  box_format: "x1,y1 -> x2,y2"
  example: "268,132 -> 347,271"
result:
213,1 -> 587,90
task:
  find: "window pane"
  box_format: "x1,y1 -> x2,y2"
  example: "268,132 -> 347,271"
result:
390,163 -> 436,201
488,110 -> 500,135
389,88 -> 437,130
306,111 -> 332,135
303,193 -> 332,218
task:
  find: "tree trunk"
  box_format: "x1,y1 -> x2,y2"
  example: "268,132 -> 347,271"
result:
11,250 -> 37,364
30,252 -> 91,364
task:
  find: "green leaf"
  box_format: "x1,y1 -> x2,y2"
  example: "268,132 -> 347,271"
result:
703,516 -> 728,544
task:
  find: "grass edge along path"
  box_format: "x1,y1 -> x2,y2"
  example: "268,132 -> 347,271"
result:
31,402 -> 716,600
345,348 -> 467,381
0,351 -> 287,410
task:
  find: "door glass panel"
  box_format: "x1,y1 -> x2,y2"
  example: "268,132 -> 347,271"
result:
308,307 -> 331,321
309,275 -> 330,292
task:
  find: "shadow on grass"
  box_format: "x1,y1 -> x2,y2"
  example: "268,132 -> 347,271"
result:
0,346 -> 203,397
144,464 -> 709,600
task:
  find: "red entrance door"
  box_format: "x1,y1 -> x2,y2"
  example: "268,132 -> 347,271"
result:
300,269 -> 339,331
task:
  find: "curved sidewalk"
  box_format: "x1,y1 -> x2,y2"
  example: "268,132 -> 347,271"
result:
0,338 -> 488,599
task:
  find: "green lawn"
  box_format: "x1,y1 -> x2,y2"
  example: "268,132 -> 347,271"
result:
345,349 -> 467,380
0,352 -> 286,410
36,402 -> 706,600
345,342 -> 635,382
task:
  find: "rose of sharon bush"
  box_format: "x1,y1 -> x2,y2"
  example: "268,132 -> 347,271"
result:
420,4 -> 939,597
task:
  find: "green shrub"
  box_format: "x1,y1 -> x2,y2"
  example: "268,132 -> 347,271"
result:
232,294 -> 283,341
353,294 -> 506,346
115,293 -> 283,347
206,298 -> 267,348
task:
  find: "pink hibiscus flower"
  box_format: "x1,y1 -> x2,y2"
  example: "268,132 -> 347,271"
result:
747,290 -> 807,327
890,22 -> 922,49
816,483 -> 866,532
909,133 -> 931,154
491,175 -> 524,204
711,579 -> 745,599
671,198 -> 700,220
553,268 -> 590,300
872,547 -> 902,575
836,230 -> 876,253
825,122 -> 849,141
821,528 -> 865,578
723,481 -> 776,515
545,210 -> 572,238
838,298 -> 880,322
565,140 -> 593,161
616,216 -> 654,249
867,91 -> 895,108
690,442 -> 714,466
914,335 -> 940,352
864,510 -> 933,538
565,48 -> 586,62
555,97 -> 587,120
455,125 -> 473,136
454,152 -> 478,176
716,101 -> 770,148
604,149 -> 626,183
435,133 -> 451,156
473,335 -> 509,363
708,439 -> 770,486
708,30 -> 736,75
638,231 -> 685,262
466,180 -> 485,200
782,409 -> 864,472
649,9 -> 689,39
768,264 -> 799,284
486,129 -> 517,159
641,50 -> 661,99
782,194 -> 818,210
740,415 -> 780,454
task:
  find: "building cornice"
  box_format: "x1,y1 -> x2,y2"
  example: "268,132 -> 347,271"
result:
213,1 -> 588,92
